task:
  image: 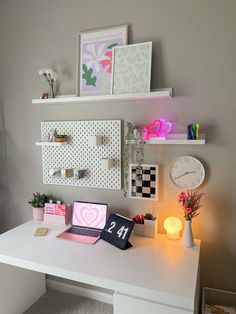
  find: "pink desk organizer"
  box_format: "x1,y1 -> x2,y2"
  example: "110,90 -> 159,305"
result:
44,213 -> 69,225
44,203 -> 70,225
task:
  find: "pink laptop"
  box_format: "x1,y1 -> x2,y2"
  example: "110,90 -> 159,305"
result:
57,201 -> 107,244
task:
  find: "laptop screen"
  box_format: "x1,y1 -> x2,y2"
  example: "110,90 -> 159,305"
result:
72,201 -> 107,229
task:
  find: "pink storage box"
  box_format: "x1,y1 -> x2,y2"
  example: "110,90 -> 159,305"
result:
45,203 -> 68,216
44,213 -> 69,225
55,204 -> 67,216
45,203 -> 56,214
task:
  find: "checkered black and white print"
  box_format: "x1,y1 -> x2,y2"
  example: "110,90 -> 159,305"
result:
129,164 -> 158,200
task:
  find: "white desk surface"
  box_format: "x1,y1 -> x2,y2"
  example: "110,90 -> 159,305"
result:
0,221 -> 200,311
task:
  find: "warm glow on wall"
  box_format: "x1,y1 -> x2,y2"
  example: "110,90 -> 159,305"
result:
164,217 -> 182,240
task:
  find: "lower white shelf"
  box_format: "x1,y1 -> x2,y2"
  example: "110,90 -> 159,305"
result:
126,134 -> 206,145
35,142 -> 68,146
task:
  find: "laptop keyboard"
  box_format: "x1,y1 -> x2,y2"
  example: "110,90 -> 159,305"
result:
68,227 -> 101,238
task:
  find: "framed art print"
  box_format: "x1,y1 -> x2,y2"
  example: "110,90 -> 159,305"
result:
111,42 -> 152,95
77,25 -> 128,96
129,163 -> 158,201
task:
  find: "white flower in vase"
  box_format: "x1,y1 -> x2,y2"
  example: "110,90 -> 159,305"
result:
39,68 -> 57,98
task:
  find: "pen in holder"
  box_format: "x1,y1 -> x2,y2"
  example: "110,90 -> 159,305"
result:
187,123 -> 199,140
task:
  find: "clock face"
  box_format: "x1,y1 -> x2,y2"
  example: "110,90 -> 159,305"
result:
169,156 -> 205,189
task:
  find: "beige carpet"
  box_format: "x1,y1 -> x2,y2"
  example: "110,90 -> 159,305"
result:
24,289 -> 113,314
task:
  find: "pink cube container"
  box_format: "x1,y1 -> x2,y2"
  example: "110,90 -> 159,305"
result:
55,204 -> 67,216
45,203 -> 56,215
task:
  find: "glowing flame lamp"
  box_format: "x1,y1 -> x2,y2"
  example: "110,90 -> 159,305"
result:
164,217 -> 182,240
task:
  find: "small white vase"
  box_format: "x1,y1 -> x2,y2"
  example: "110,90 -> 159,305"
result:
32,207 -> 44,221
182,219 -> 194,247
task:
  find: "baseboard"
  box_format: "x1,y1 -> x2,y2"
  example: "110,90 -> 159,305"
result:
46,278 -> 113,305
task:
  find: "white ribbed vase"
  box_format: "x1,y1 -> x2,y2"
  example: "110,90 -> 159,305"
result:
182,219 -> 194,247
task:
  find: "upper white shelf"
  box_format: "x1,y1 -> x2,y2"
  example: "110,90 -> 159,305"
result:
126,134 -> 206,145
35,142 -> 68,146
32,88 -> 173,105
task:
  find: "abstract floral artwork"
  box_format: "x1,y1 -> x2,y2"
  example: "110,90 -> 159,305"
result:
77,25 -> 128,96
112,42 -> 152,95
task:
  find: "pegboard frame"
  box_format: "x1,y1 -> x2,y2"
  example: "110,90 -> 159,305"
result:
40,120 -> 121,190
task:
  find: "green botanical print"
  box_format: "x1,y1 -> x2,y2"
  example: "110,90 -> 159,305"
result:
107,43 -> 118,49
82,64 -> 96,86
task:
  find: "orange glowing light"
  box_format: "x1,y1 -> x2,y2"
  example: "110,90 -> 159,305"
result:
164,217 -> 182,240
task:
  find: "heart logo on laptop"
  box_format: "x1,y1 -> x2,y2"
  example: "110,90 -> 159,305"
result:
73,203 -> 106,228
80,206 -> 99,226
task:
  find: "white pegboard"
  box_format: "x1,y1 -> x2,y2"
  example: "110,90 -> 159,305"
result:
40,120 -> 121,190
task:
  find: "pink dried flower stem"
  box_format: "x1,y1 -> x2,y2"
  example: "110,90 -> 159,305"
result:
178,190 -> 205,220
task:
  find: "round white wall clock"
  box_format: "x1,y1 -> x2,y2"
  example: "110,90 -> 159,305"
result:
169,155 -> 205,189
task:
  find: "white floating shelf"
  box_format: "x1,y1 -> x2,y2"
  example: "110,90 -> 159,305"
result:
32,88 -> 173,105
126,134 -> 206,145
35,142 -> 68,146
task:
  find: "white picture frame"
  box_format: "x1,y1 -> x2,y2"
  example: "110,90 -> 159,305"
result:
76,24 -> 128,96
129,163 -> 158,201
111,42 -> 152,95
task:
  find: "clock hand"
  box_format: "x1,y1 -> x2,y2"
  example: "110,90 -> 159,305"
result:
174,171 -> 197,180
174,172 -> 187,179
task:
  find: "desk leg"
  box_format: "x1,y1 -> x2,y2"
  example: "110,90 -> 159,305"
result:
0,263 -> 45,314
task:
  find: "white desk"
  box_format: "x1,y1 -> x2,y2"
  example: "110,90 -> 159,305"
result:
0,221 -> 200,314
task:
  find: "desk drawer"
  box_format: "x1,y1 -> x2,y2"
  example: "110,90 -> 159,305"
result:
114,293 -> 193,314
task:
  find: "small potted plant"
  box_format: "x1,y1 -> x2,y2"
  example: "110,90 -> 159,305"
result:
28,192 -> 50,221
55,134 -> 68,142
